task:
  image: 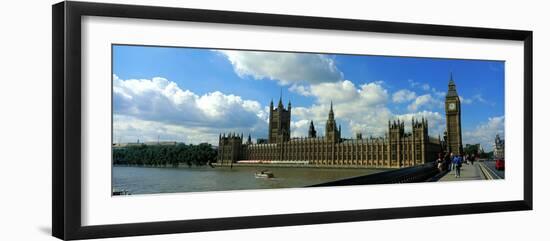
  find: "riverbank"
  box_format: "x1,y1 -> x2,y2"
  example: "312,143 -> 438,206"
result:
212,163 -> 396,170
114,163 -> 395,170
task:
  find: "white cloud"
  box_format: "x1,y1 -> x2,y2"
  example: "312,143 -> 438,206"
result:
392,89 -> 417,103
408,79 -> 447,98
216,50 -> 343,85
394,111 -> 446,135
463,116 -> 505,151
113,75 -> 268,143
421,83 -> 431,91
407,94 -> 442,112
460,96 -> 473,104
433,89 -> 446,98
291,119 -> 311,138
309,80 -> 362,103
290,81 -> 394,137
461,94 -> 492,105
288,84 -> 312,96
408,79 -> 421,88
113,74 -> 489,148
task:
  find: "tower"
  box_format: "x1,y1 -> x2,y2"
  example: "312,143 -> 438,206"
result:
308,120 -> 317,138
325,101 -> 341,143
412,117 -> 428,163
445,73 -> 463,154
388,119 -> 405,165
268,94 -> 291,143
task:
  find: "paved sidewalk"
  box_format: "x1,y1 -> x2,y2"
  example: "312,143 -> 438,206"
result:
438,162 -> 485,182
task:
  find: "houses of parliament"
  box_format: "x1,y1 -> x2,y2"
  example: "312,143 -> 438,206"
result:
217,76 -> 463,168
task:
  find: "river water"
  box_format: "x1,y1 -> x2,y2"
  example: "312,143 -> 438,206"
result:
113,165 -> 385,195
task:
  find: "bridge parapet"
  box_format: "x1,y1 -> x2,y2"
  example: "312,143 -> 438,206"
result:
308,163 -> 439,187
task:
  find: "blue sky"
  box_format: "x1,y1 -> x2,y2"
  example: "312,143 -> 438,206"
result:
112,45 -> 505,150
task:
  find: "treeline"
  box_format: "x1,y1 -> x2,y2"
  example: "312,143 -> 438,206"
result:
113,143 -> 217,167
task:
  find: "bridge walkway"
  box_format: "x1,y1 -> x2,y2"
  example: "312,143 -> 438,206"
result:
437,161 -> 501,182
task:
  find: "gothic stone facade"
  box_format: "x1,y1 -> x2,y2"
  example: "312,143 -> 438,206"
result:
218,77 -> 461,168
493,134 -> 505,159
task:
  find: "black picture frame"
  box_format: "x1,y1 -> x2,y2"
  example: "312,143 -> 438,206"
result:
52,1 -> 533,240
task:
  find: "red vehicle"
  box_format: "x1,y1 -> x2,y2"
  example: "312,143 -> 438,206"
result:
495,159 -> 505,171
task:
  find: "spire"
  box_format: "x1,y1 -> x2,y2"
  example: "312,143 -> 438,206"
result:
247,133 -> 251,144
447,72 -> 458,97
328,100 -> 334,120
308,121 -> 317,138
278,88 -> 283,107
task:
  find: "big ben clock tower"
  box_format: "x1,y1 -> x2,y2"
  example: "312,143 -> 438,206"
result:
445,73 -> 463,154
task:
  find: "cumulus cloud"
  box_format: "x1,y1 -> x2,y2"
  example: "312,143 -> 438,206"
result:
463,116 -> 505,151
113,75 -> 268,143
216,50 -> 343,85
310,80 -> 361,103
407,94 -> 443,112
392,89 -> 417,103
289,80 -> 393,137
394,111 -> 446,135
291,119 -> 312,138
288,84 -> 312,96
112,74 -> 492,148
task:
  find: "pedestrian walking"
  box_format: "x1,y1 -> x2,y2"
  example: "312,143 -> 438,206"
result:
449,152 -> 455,171
453,153 -> 463,178
444,152 -> 450,171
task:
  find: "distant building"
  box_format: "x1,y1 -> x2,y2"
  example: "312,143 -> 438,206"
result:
256,138 -> 268,144
464,143 -> 481,155
493,134 -> 505,159
113,141 -> 178,148
217,76 -> 462,168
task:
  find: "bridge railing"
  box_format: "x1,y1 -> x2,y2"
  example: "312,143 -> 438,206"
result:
308,163 -> 439,187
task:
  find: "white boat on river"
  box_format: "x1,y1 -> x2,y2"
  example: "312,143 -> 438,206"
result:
255,170 -> 275,179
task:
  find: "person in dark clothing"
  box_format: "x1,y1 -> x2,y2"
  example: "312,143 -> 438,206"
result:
445,152 -> 452,171
436,153 -> 444,172
469,154 -> 476,165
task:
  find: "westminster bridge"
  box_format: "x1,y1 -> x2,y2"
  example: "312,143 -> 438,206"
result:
308,159 -> 503,187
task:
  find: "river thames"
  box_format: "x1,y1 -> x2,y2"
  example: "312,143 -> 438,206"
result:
113,165 -> 386,195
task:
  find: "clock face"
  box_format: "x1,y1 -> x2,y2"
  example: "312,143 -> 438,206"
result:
449,103 -> 456,111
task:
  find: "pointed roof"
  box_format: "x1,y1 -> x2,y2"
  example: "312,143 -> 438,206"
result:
278,88 -> 283,107
447,72 -> 458,97
328,101 -> 335,120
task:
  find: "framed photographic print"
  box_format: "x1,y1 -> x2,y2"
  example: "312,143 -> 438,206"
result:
52,1 -> 533,240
